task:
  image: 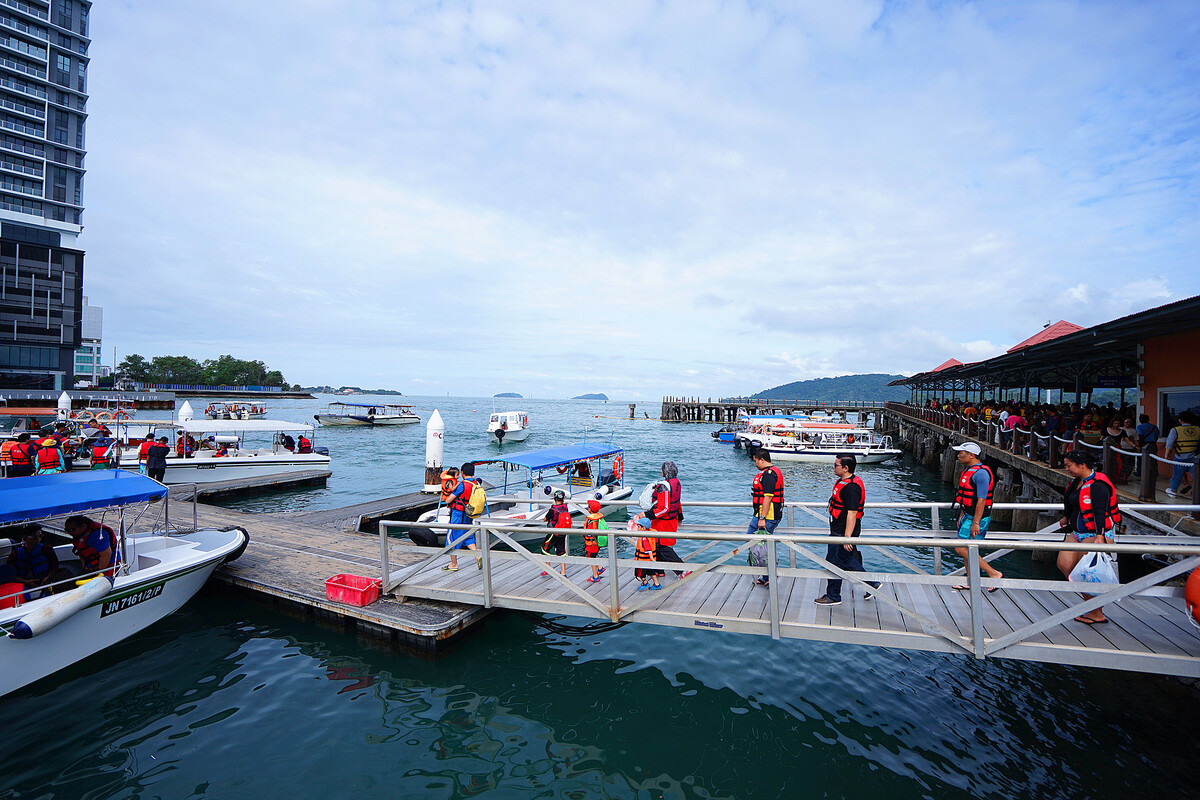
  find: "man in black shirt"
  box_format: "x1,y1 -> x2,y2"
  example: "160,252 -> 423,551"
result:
815,454 -> 879,606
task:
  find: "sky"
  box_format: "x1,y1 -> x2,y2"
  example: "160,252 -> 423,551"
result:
80,1 -> 1200,399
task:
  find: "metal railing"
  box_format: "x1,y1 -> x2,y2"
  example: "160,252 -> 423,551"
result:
377,499 -> 1200,667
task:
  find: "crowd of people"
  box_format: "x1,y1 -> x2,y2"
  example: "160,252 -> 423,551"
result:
915,398 -> 1197,494
429,441 -> 1123,626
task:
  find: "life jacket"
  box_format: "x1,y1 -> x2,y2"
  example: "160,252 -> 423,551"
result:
0,440 -> 15,462
9,441 -> 34,466
634,536 -> 656,561
652,477 -> 683,521
583,512 -> 603,547
828,475 -> 866,521
297,436 -> 313,454
91,444 -> 110,466
546,503 -> 571,529
74,524 -> 118,577
1173,425 -> 1200,455
448,479 -> 473,515
439,471 -> 459,504
1078,472 -> 1121,534
954,463 -> 994,517
35,445 -> 62,471
11,543 -> 52,579
751,466 -> 784,519
138,440 -> 156,459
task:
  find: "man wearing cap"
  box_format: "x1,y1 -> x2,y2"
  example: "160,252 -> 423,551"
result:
951,441 -> 1003,590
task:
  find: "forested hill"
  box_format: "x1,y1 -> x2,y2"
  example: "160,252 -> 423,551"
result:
753,374 -> 910,402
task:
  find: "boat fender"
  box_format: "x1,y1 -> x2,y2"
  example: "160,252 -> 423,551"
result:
1186,566 -> 1200,628
223,526 -> 250,563
556,464 -> 569,474
9,576 -> 113,640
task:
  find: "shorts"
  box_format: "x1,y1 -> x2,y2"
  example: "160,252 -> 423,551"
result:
957,516 -> 991,539
541,534 -> 566,556
1071,529 -> 1115,544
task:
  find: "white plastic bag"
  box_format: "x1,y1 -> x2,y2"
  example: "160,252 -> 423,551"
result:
1069,551 -> 1118,584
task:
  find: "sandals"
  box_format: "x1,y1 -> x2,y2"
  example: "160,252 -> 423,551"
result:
442,565 -> 459,572
1075,615 -> 1108,625
752,578 -> 769,587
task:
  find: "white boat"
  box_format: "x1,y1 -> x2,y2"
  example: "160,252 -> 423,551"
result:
738,415 -> 901,463
205,402 -> 267,420
314,402 -> 420,427
487,411 -> 531,444
410,443 -> 631,545
0,470 -> 247,697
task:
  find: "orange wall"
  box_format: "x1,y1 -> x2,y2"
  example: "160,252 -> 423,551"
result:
1141,327 -> 1200,426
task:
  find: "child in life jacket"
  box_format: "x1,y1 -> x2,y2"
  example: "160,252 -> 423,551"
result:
583,499 -> 608,583
540,490 -> 571,577
632,518 -> 662,591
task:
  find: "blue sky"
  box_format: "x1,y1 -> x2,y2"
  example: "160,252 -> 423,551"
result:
80,1 -> 1199,398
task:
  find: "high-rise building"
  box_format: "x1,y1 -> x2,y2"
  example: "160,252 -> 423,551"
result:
0,0 -> 89,389
73,293 -> 104,385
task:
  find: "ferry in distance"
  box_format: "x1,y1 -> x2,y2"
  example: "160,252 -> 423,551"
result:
314,402 -> 420,426
734,413 -> 900,464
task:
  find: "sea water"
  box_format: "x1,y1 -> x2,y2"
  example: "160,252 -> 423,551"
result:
2,395 -> 1197,799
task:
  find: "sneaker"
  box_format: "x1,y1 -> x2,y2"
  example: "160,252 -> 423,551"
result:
814,595 -> 841,606
539,571 -> 549,577
1165,489 -> 1178,497
637,583 -> 649,591
649,584 -> 662,590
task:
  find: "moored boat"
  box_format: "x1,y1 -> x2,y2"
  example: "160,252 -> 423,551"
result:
487,411 -> 531,444
0,470 -> 247,697
738,416 -> 900,463
314,402 -> 420,426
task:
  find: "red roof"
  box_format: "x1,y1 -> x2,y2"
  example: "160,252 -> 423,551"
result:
1007,320 -> 1084,353
931,358 -> 963,372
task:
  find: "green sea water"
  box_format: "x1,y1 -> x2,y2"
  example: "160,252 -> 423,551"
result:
2,396 -> 1197,799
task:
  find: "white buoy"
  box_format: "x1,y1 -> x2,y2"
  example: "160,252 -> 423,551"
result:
178,400 -> 194,421
423,409 -> 444,493
10,576 -> 113,639
57,391 -> 71,420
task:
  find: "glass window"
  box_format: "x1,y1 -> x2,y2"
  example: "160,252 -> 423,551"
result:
1161,389 -> 1200,431
56,54 -> 69,73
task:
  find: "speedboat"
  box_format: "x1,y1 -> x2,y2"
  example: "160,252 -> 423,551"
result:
409,443 -> 632,545
739,417 -> 900,463
711,424 -> 737,443
487,411 -> 531,444
0,470 -> 247,697
314,402 -> 420,426
205,402 -> 267,420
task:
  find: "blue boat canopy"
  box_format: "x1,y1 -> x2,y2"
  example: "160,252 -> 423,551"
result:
492,443 -> 622,472
0,471 -> 168,527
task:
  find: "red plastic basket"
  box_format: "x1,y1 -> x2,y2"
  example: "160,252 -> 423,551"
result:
325,574 -> 380,607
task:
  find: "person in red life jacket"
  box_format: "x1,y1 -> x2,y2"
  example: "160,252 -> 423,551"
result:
539,490 -> 571,578
633,517 -> 662,590
815,454 -> 881,606
175,434 -> 197,459
747,450 -> 783,586
297,435 -> 313,454
137,435 -> 158,474
213,442 -> 230,457
444,463 -> 480,571
1058,449 -> 1121,625
146,437 -> 170,483
6,433 -> 36,478
7,523 -> 59,600
950,441 -> 1004,591
65,515 -> 119,578
90,437 -> 115,470
635,461 -> 686,575
34,437 -> 66,475
582,499 -> 607,583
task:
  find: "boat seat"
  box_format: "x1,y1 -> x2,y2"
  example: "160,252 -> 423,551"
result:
569,476 -> 593,487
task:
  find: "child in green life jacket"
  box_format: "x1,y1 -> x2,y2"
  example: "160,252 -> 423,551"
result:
583,499 -> 608,583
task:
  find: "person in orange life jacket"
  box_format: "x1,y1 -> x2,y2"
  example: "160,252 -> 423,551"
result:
6,433 -> 35,478
65,515 -> 118,578
444,463 -> 481,571
583,499 -> 607,583
815,454 -> 880,606
951,441 -> 1004,591
633,517 -> 662,590
540,489 -> 571,577
34,437 -> 66,474
747,450 -> 783,586
7,524 -> 59,599
146,437 -> 170,483
297,435 -> 313,454
214,442 -> 230,457
1058,449 -> 1121,625
634,460 -> 685,575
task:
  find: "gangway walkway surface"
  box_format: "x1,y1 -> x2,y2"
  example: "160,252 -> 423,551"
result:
382,503 -> 1200,678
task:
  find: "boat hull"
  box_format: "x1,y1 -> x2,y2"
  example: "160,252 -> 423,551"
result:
747,445 -> 902,463
488,427 -> 531,444
316,415 -> 419,426
0,530 -> 244,697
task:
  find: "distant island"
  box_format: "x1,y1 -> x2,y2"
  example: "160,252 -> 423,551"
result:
494,392 -> 522,398
752,374 -> 909,402
573,393 -> 608,401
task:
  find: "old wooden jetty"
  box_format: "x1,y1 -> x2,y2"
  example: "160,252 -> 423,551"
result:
378,501 -> 1200,677
661,396 -> 883,423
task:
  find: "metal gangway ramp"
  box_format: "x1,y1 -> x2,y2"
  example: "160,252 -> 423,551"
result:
380,501 -> 1200,677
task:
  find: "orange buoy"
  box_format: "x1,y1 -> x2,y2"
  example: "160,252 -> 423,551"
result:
1186,566 -> 1200,628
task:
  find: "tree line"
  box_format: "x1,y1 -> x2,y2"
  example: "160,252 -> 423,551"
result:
117,354 -> 292,388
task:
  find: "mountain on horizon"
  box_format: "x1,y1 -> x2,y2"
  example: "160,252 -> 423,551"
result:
753,373 -> 909,402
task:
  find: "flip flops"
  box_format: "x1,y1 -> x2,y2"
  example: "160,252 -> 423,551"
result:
1075,616 -> 1109,625
442,565 -> 458,572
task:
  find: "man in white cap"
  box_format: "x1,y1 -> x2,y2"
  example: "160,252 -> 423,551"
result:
951,441 -> 1003,591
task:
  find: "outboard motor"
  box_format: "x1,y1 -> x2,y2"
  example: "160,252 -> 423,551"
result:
495,427 -> 505,443
313,446 -> 330,456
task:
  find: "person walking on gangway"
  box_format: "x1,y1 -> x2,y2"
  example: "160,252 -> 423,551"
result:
815,454 -> 880,606
951,442 -> 1004,591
